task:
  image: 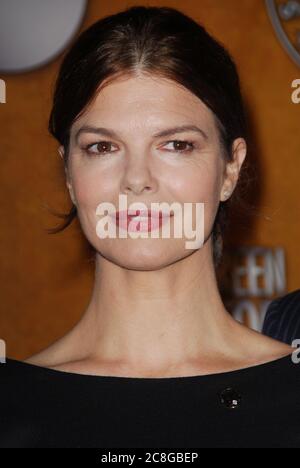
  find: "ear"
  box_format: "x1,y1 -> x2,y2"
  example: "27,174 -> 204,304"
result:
58,145 -> 64,160
220,138 -> 247,201
58,145 -> 77,206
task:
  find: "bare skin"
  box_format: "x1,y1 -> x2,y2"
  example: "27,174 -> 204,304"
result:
25,73 -> 294,378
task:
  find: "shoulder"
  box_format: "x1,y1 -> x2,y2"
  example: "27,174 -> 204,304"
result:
0,357 -> 75,425
0,357 -> 23,378
263,289 -> 300,343
279,289 -> 300,303
0,357 -> 38,385
230,351 -> 300,412
0,356 -> 62,388
266,352 -> 300,407
266,289 -> 300,314
0,358 -> 37,422
250,350 -> 300,399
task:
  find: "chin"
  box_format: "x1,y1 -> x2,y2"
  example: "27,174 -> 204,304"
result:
98,244 -> 189,271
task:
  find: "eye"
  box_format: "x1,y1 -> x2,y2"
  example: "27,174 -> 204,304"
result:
162,140 -> 196,153
83,141 -> 118,156
81,139 -> 196,156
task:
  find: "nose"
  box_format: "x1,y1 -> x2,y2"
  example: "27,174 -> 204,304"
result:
120,158 -> 157,196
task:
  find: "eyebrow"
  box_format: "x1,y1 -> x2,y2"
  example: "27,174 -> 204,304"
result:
74,124 -> 208,143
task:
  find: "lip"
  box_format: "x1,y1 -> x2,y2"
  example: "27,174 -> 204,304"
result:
110,209 -> 174,233
116,209 -> 173,220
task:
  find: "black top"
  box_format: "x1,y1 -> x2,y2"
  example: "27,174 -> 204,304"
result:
263,289 -> 300,345
1,353 -> 300,448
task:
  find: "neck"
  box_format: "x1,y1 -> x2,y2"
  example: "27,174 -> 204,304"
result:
67,237 -> 241,374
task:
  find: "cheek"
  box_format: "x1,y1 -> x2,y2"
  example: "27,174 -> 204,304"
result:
172,164 -> 220,206
170,164 -> 221,234
71,167 -> 117,209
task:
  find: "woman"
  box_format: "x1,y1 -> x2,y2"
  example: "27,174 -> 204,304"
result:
1,5 -> 298,448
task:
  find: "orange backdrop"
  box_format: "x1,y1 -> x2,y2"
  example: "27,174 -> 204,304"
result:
0,0 -> 299,359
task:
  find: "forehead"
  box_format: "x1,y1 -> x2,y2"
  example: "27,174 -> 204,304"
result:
72,74 -> 215,135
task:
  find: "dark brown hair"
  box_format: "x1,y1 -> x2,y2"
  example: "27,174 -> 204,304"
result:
48,5 -> 248,266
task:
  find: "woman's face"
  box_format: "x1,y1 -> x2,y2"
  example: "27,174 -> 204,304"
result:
62,74 -> 246,270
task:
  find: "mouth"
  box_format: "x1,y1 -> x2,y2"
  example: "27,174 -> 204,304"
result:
111,209 -> 174,233
117,209 -> 174,221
